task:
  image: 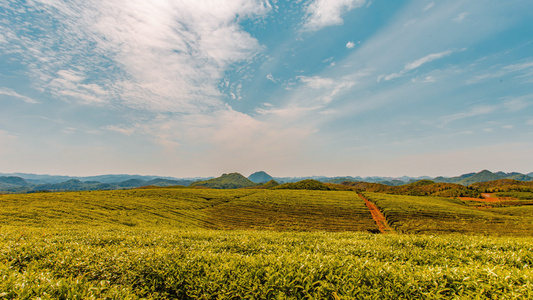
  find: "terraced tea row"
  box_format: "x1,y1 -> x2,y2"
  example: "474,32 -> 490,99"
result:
0,189 -> 377,232
363,192 -> 533,235
0,189 -> 258,228
204,190 -> 377,232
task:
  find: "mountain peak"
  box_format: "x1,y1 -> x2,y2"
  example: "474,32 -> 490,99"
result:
190,172 -> 257,189
248,171 -> 274,183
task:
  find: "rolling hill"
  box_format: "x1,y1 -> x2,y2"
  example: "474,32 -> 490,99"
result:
189,173 -> 259,189
338,180 -> 480,197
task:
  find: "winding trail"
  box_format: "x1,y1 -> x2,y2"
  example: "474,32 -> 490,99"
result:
359,194 -> 394,234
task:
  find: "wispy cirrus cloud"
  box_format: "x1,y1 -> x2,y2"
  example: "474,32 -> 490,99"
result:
302,0 -> 366,32
467,61 -> 533,84
0,87 -> 39,104
378,50 -> 453,81
439,105 -> 496,125
297,75 -> 356,104
2,0 -> 271,112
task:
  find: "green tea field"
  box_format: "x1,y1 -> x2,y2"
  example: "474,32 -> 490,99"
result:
2,188 -> 533,299
363,192 -> 533,236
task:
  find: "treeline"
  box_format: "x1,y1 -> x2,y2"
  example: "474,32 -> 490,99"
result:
333,180 -> 481,197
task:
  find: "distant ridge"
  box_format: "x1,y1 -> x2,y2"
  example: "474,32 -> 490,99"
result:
0,175 -> 193,192
1,170 -> 532,193
0,176 -> 30,186
248,171 -> 274,183
458,170 -> 504,186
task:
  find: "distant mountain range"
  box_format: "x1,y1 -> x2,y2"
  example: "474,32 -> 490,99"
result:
1,169 -> 532,192
0,174 -> 193,193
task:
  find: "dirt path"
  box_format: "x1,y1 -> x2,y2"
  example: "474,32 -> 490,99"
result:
359,194 -> 393,234
458,193 -> 512,203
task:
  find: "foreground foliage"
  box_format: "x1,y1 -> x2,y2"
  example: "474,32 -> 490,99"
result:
1,227 -> 533,299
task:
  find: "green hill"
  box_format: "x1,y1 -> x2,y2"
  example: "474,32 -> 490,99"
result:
260,180 -> 279,188
469,179 -> 533,192
273,179 -> 331,190
458,170 -> 504,185
338,180 -> 479,197
190,173 -> 259,189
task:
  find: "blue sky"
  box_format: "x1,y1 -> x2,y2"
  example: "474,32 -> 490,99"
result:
1,0 -> 532,177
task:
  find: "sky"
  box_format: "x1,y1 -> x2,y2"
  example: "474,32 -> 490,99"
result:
1,0 -> 533,178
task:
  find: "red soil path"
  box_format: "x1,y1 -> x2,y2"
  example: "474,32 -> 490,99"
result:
358,194 -> 393,234
458,193 -> 515,203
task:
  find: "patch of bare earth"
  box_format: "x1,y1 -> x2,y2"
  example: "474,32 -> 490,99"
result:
359,194 -> 393,234
458,193 -> 517,203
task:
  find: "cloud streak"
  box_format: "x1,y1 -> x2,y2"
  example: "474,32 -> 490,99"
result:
439,105 -> 496,125
379,50 -> 453,81
0,88 -> 39,104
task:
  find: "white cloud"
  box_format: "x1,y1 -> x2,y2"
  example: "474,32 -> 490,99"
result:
454,12 -> 469,22
297,75 -> 356,104
502,125 -> 513,129
527,120 -> 533,126
61,127 -> 76,134
266,73 -> 277,83
346,41 -> 355,49
0,87 -> 39,104
298,75 -> 337,89
379,50 -> 453,81
404,50 -> 453,71
423,76 -> 436,83
256,105 -> 322,117
6,0 -> 270,112
503,96 -> 532,112
302,0 -> 366,32
109,108 -> 315,175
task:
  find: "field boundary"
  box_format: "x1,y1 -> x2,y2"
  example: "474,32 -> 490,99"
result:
359,193 -> 393,234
